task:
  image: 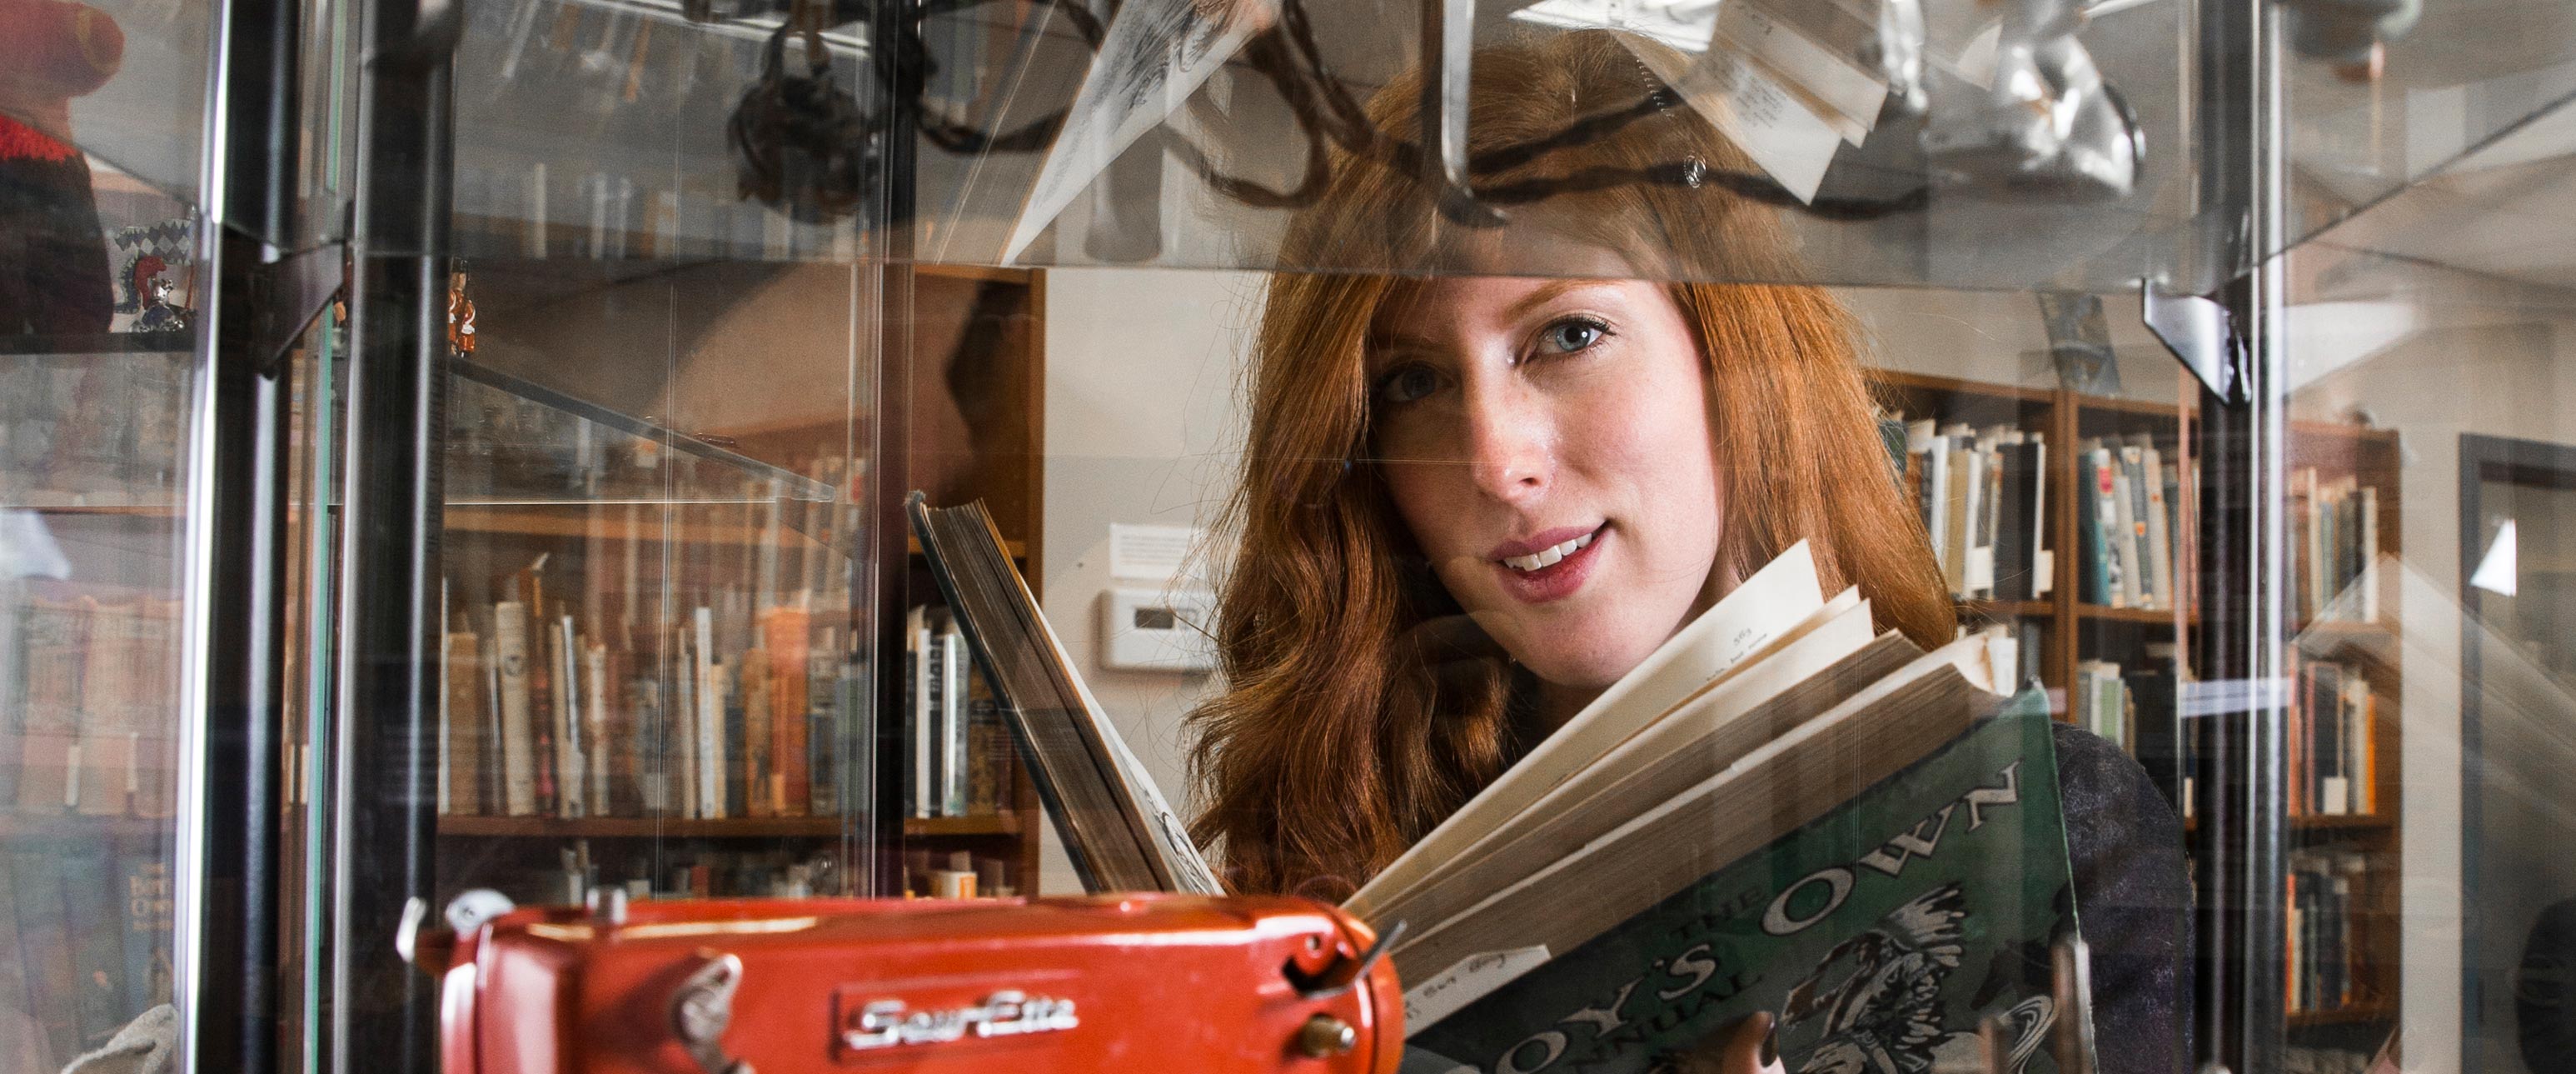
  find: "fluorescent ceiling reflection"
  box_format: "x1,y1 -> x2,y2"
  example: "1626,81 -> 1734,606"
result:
2473,519 -> 2519,597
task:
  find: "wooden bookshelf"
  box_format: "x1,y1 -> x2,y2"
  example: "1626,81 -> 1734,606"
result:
1871,363 -> 2405,1037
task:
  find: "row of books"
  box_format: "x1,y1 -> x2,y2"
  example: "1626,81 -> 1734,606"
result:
904,606 -> 1017,819
2293,468 -> 2382,624
2067,649 -> 2188,817
2291,657 -> 2379,817
1903,421 -> 2052,602
436,592 -> 865,821
1,583 -> 181,818
901,848 -> 1023,900
1972,619 -> 2045,695
2285,850 -> 2374,1015
0,847 -> 173,1073
2076,435 -> 2187,612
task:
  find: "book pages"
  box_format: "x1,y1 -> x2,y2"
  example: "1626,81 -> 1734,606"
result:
1391,637 -> 1992,1001
1366,607 -> 1906,935
1348,542 -> 1823,917
1011,558 -> 1226,895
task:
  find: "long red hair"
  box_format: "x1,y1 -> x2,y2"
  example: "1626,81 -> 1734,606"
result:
1186,29 -> 1955,898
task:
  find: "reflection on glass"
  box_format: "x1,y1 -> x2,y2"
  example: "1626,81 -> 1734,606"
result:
0,15 -> 195,1050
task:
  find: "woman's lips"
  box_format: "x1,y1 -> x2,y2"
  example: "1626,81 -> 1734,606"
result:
1490,524 -> 1606,603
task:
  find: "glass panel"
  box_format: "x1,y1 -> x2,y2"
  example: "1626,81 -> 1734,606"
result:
919,2 -> 2210,291
0,176 -> 199,1074
416,0 -> 2221,291
426,257 -> 876,903
2285,0 -> 2576,254
2272,171 -> 2576,1072
0,0 -> 212,1058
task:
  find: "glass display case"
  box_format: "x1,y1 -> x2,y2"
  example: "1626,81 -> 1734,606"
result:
9,0 -> 2576,1071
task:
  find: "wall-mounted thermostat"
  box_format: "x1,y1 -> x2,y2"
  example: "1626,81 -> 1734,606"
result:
1099,587 -> 1218,672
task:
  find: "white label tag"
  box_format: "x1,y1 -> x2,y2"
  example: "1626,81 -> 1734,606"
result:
1403,947 -> 1552,1032
1713,2 -> 1887,145
1626,39 -> 1844,203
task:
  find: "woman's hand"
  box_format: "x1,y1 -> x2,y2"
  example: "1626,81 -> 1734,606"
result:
1647,1010 -> 1785,1074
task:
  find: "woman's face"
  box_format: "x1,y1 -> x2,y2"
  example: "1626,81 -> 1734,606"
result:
1368,274 -> 1726,705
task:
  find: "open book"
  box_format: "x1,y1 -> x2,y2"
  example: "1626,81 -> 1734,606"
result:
910,496 -> 2090,1071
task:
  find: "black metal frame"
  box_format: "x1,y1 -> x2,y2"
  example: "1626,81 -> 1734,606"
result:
322,0 -> 459,1069
2187,0 -> 2294,1072
177,0 -> 306,1068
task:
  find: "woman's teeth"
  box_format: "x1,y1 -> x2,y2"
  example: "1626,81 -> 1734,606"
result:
1502,531 -> 1595,572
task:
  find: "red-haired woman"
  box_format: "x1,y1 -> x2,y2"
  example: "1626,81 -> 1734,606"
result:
1186,28 -> 2188,1074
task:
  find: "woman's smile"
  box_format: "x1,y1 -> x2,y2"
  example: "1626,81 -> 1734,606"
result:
1488,522 -> 1608,602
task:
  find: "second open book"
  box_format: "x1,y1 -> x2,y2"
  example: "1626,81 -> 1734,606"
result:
913,497 -> 2087,1068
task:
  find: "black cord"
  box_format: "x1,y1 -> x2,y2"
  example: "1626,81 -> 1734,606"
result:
820,0 -> 1932,223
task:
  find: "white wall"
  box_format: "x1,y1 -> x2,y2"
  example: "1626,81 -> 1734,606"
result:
1036,266 -> 1268,895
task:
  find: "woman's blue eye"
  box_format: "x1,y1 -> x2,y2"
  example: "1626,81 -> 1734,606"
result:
1376,363 -> 1442,405
1537,317 -> 1608,355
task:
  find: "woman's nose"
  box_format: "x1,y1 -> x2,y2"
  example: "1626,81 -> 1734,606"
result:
1462,384 -> 1552,503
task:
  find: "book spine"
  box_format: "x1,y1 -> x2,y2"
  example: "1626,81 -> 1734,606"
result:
10,850 -> 81,1062
695,607 -> 722,820
527,607 -> 556,816
2141,445 -> 2174,611
765,607 -> 812,815
445,631 -> 485,815
1962,442 -> 1991,598
0,854 -> 50,1072
75,597 -> 137,817
808,629 -> 840,816
494,602 -> 538,817
910,607 -> 934,819
720,660 -> 745,818
1942,443 -> 1971,597
676,624 -> 700,819
942,617 -> 969,816
2090,446 -> 2122,606
128,599 -> 179,819
2122,447 -> 2143,607
583,641 -> 611,817
2029,437 -> 2050,597
119,852 -> 172,1012
2359,486 -> 2380,621
553,616 -> 585,819
61,848 -> 127,1049
740,648 -> 774,819
1993,442 -> 2028,601
628,674 -> 662,815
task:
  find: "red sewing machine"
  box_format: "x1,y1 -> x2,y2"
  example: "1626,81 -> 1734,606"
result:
401,890 -> 1403,1074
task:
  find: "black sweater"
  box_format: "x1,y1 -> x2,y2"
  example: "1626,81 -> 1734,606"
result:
2052,722 -> 2194,1074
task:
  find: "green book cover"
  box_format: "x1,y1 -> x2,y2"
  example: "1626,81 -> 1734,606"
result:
1407,707 -> 2081,1074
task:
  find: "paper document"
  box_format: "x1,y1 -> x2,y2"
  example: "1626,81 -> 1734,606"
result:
1003,0 -> 1255,262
